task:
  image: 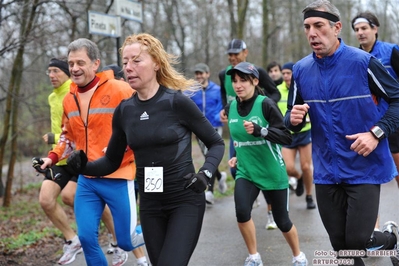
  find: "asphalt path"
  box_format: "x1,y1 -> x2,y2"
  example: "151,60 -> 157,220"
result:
65,179 -> 399,266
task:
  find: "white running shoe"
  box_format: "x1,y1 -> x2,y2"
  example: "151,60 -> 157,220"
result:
265,211 -> 278,230
292,251 -> 308,266
218,171 -> 228,194
244,255 -> 263,266
289,176 -> 297,191
112,247 -> 128,266
252,197 -> 261,209
205,191 -> 215,205
107,233 -> 114,254
58,239 -> 83,265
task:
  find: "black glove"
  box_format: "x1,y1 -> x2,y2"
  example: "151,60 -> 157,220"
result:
46,132 -> 55,144
31,157 -> 61,180
251,122 -> 262,137
32,157 -> 45,173
183,172 -> 209,193
66,150 -> 88,175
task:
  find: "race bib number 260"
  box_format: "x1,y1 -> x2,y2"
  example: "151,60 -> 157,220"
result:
144,167 -> 163,192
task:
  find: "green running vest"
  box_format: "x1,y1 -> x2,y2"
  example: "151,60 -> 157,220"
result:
228,95 -> 289,190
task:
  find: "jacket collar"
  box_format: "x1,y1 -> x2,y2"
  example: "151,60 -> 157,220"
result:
69,70 -> 113,94
313,38 -> 345,67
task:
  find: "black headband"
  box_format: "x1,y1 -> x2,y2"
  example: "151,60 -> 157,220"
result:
304,10 -> 339,22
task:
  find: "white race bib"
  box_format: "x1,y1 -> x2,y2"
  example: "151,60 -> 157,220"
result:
144,167 -> 163,192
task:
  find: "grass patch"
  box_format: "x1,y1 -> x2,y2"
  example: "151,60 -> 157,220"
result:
0,182 -> 79,254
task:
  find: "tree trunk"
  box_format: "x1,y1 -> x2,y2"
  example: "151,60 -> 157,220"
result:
3,0 -> 39,207
227,0 -> 237,39
236,0 -> 249,40
262,0 -> 269,68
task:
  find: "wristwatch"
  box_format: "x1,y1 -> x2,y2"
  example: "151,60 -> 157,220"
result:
370,126 -> 384,140
261,127 -> 268,138
200,170 -> 212,179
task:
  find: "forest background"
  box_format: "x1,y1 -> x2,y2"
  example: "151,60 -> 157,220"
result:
0,0 -> 399,206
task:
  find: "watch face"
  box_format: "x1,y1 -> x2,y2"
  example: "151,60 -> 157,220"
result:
203,170 -> 212,178
371,126 -> 384,138
261,127 -> 268,137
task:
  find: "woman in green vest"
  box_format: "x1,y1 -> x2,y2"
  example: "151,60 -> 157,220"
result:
225,62 -> 308,266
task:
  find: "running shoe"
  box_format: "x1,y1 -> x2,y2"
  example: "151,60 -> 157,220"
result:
289,176 -> 297,191
296,177 -> 304,196
205,191 -> 215,205
292,251 -> 308,266
218,171 -> 228,194
58,239 -> 83,265
252,197 -> 261,209
107,233 -> 115,254
382,221 -> 399,244
112,247 -> 128,266
265,211 -> 277,230
137,262 -> 149,266
244,255 -> 263,266
306,195 -> 316,209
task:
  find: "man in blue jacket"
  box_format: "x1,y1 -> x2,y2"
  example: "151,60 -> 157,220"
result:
352,11 -> 399,189
284,1 -> 399,265
190,63 -> 227,205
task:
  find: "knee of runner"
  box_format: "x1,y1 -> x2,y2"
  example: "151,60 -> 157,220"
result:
276,220 -> 293,233
236,207 -> 251,223
38,194 -> 57,210
61,194 -> 74,207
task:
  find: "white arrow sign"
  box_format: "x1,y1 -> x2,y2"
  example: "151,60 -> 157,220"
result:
88,11 -> 121,37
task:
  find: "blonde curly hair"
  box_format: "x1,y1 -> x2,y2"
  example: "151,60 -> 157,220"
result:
120,33 -> 198,92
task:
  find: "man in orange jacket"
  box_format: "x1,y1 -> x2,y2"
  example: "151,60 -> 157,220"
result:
38,38 -> 144,266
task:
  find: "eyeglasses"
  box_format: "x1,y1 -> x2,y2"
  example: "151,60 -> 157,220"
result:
45,69 -> 61,75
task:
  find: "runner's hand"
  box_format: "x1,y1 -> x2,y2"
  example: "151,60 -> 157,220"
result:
31,157 -> 61,180
67,150 -> 88,174
183,172 -> 208,193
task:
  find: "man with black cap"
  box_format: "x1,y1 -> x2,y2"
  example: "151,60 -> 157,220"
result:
219,39 -> 281,181
285,1 -> 399,265
40,57 -> 83,265
189,63 -> 227,205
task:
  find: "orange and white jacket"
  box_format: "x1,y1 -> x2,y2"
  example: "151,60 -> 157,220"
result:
48,70 -> 136,180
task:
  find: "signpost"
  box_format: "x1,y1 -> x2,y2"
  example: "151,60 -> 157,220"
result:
88,0 -> 142,66
88,11 -> 121,38
115,0 -> 143,23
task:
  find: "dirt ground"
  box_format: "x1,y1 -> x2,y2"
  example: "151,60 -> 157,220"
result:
0,160 -> 109,266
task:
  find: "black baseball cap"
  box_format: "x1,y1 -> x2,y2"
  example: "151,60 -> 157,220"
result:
226,62 -> 259,79
226,39 -> 247,54
102,64 -> 124,79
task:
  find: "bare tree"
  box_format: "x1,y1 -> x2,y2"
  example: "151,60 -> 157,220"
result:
227,0 -> 249,39
2,0 -> 41,207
